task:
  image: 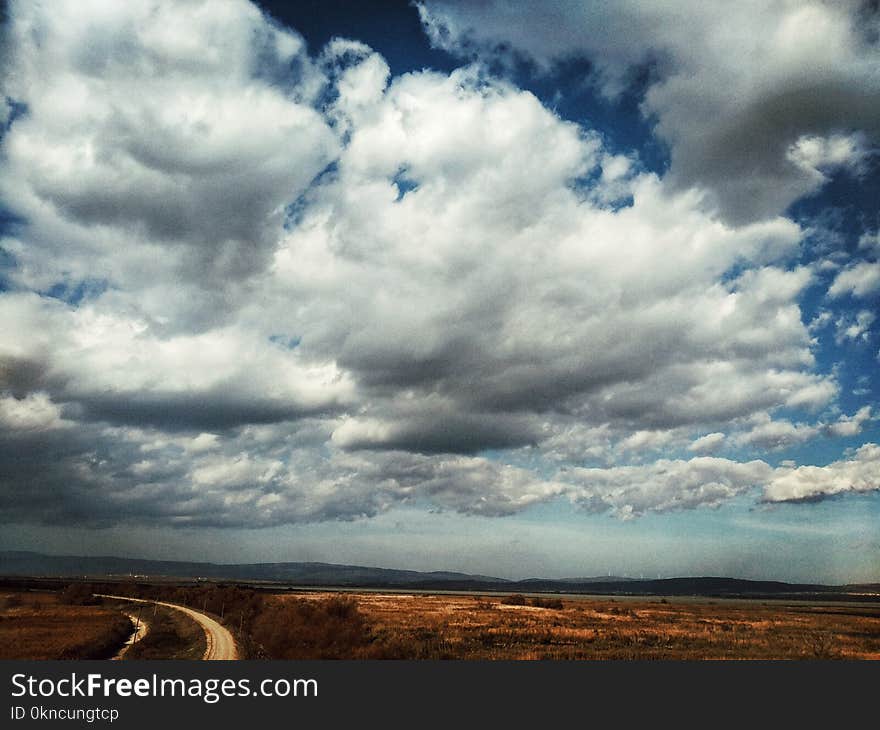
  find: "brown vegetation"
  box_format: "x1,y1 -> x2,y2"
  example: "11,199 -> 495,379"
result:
277,592 -> 880,660
5,581 -> 878,660
0,590 -> 132,659
251,596 -> 374,658
119,604 -> 205,660
85,581 -> 263,656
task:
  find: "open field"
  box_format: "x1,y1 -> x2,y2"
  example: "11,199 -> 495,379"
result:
278,591 -> 880,659
0,590 -> 133,660
2,581 -> 878,659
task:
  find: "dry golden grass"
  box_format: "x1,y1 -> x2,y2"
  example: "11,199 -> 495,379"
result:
279,591 -> 880,660
0,590 -> 133,659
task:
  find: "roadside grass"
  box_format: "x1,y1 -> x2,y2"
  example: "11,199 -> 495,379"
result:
118,604 -> 205,660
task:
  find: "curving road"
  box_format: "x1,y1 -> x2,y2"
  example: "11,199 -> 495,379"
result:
97,595 -> 238,660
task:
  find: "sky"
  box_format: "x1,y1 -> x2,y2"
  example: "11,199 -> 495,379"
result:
0,0 -> 878,584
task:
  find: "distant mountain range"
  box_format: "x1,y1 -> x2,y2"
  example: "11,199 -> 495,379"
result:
1,550 -> 877,599
0,550 -> 501,586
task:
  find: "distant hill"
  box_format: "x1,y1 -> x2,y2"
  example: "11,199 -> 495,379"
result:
0,550 -> 508,586
520,576 -> 636,584
1,550 -> 876,599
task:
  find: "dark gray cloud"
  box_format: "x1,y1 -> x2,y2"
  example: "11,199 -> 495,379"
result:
0,403 -> 560,527
73,392 -> 339,432
332,411 -> 540,454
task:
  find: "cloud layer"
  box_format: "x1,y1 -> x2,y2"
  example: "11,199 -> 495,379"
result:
0,0 -> 877,530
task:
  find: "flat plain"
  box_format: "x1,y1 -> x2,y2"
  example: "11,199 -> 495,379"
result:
279,590 -> 880,659
3,583 -> 879,659
0,590 -> 133,660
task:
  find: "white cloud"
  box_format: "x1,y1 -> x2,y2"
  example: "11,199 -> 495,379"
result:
734,413 -> 818,450
273,64 -> 818,440
828,262 -> 880,298
565,457 -> 773,519
618,430 -> 678,454
0,393 -> 69,432
1,0 -> 338,331
321,38 -> 391,135
764,443 -> 880,502
417,0 -> 880,223
787,132 -> 872,178
835,310 -> 876,344
731,406 -> 873,450
688,432 -> 726,454
808,310 -> 834,333
824,406 -> 873,438
0,292 -> 355,430
0,0 -> 868,529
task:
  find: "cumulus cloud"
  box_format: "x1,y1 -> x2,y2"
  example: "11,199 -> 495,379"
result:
0,393 -> 70,433
828,262 -> 880,298
823,406 -> 873,438
0,292 -> 354,430
565,457 -> 773,519
0,0 -> 872,530
417,0 -> 880,223
787,132 -> 872,179
734,414 -> 819,451
835,310 -> 876,344
0,417 -> 565,526
688,432 -> 726,454
732,407 -> 873,450
1,0 -> 337,330
764,443 -> 880,502
266,56 -> 823,452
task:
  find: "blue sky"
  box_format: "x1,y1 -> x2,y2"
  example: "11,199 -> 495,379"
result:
0,0 -> 878,582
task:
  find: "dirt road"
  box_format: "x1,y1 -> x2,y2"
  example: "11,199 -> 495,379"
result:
97,595 -> 238,660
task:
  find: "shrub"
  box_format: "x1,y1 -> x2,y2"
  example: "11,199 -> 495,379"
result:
531,597 -> 564,610
58,583 -> 98,605
500,594 -> 527,606
251,597 -> 373,659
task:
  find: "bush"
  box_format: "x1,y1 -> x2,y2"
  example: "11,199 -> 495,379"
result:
500,594 -> 527,606
530,597 -> 564,610
251,597 -> 373,659
59,583 -> 98,605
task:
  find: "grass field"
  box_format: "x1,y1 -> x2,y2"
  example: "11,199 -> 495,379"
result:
0,591 -> 133,660
279,591 -> 880,659
3,583 -> 878,659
